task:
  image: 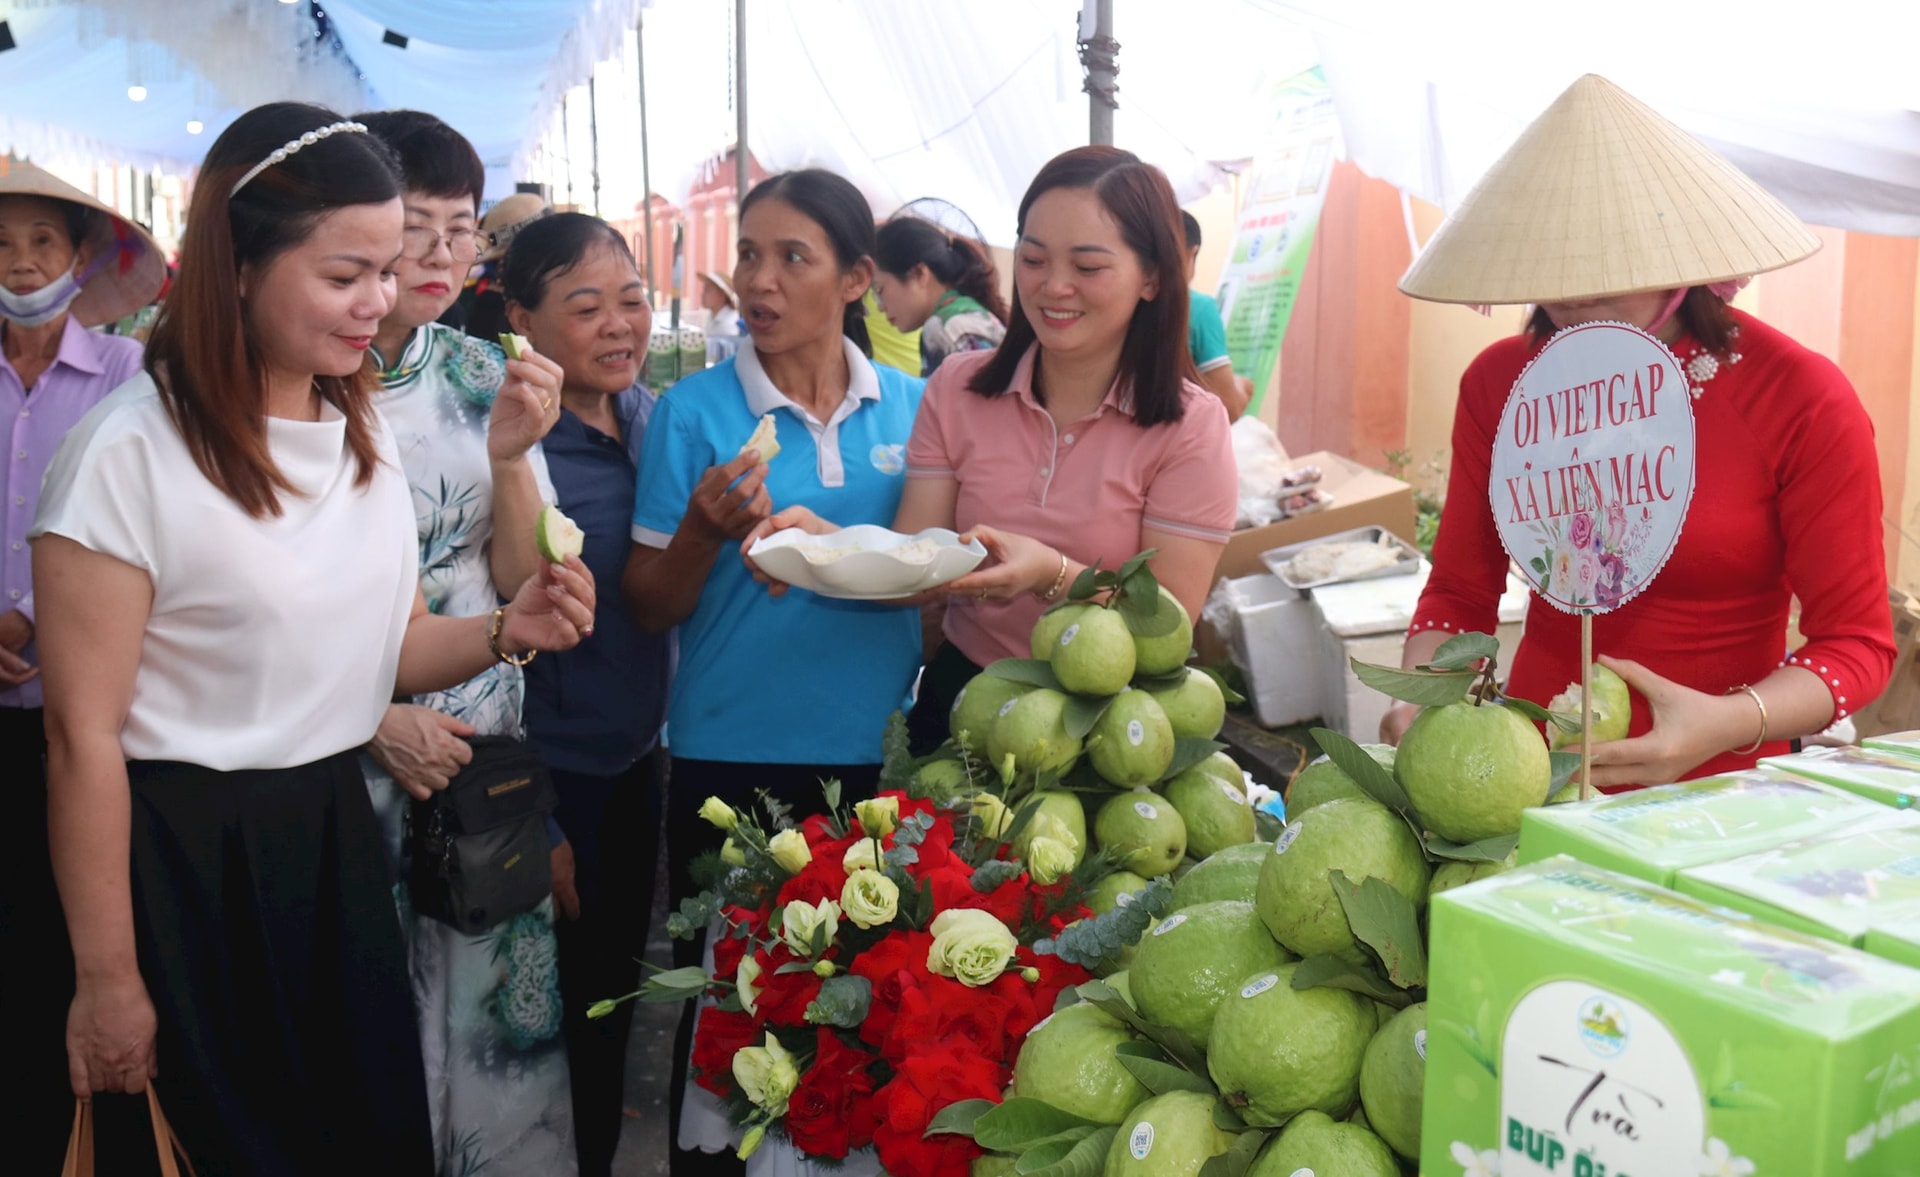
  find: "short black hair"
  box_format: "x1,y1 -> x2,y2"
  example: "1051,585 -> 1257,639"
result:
1181,210 -> 1202,250
501,212 -> 637,311
355,109 -> 486,211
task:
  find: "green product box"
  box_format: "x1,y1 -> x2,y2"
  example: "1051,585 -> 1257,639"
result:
1867,923 -> 1920,970
1423,856 -> 1920,1177
1761,746 -> 1920,811
1517,772 -> 1908,888
1864,731 -> 1920,763
1675,825 -> 1920,946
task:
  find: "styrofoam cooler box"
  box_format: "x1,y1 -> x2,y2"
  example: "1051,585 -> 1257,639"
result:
1205,573 -> 1325,727
1311,564 -> 1529,742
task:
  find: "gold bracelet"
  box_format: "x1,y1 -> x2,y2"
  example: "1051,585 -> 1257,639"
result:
1036,552 -> 1070,602
1728,684 -> 1768,755
488,606 -> 537,667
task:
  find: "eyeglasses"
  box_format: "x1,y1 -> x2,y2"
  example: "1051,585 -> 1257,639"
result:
400,225 -> 484,263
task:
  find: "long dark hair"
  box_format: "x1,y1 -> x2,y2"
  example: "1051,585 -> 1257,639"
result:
1527,287 -> 1737,352
875,217 -> 1009,324
354,109 -> 486,209
145,102 -> 401,518
738,170 -> 874,357
968,146 -> 1194,427
500,212 -> 638,310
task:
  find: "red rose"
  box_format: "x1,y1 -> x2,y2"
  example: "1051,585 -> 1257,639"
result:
871,1045 -> 1006,1177
799,812 -> 862,865
752,944 -> 827,1026
1017,949 -> 1092,1028
776,859 -> 850,910
711,918 -> 753,985
849,930 -> 935,1049
884,975 -> 1030,1066
783,1029 -> 881,1159
688,1007 -> 758,1097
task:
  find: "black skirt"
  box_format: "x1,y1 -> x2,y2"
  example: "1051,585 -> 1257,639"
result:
125,751 -> 433,1176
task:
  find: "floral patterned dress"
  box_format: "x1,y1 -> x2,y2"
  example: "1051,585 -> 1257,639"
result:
362,322 -> 576,1176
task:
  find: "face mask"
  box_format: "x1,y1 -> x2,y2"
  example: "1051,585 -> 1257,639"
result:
0,268 -> 86,328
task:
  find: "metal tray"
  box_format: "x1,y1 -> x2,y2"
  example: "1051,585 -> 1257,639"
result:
1260,526 -> 1423,591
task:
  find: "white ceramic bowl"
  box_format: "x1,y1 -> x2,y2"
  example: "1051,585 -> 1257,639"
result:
747,525 -> 987,599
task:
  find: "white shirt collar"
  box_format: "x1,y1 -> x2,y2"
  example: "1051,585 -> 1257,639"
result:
735,335 -> 880,423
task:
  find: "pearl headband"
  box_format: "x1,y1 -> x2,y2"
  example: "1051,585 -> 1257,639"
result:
229,120 -> 370,197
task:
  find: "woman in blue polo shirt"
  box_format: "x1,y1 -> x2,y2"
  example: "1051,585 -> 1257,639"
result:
501,212 -> 671,1177
626,169 -> 922,1175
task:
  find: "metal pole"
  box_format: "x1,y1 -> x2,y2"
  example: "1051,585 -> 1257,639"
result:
1083,0 -> 1117,146
637,13 -> 655,300
735,0 -> 749,208
560,92 -> 574,207
588,73 -> 602,217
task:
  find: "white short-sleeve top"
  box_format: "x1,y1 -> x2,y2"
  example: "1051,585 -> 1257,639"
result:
31,373 -> 417,771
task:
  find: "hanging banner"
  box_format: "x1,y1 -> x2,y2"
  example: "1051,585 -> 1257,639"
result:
1217,65 -> 1340,417
1490,321 -> 1697,614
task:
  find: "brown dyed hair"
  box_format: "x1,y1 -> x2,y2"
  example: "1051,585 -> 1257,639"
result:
144,102 -> 402,518
1527,286 -> 1738,352
969,146 -> 1197,427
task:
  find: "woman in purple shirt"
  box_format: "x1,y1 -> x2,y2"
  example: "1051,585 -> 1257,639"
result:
0,161 -> 165,1172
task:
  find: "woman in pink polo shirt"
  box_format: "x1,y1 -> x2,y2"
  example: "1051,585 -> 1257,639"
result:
754,147 -> 1237,751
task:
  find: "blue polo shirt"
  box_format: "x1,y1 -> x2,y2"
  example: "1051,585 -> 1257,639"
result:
1188,290 -> 1232,372
523,386 -> 672,776
632,338 -> 924,765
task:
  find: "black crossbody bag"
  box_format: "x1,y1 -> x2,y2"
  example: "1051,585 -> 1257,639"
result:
409,736 -> 559,934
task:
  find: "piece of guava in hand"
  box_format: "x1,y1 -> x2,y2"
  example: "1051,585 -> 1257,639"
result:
498,332 -> 531,361
739,413 -> 781,462
535,505 -> 585,563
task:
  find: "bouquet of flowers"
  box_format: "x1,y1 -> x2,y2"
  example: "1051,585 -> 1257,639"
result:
605,741 -> 1106,1176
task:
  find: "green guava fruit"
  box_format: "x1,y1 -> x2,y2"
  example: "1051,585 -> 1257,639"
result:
1245,1110 -> 1398,1177
988,688 -> 1082,779
1130,900 -> 1292,1049
1395,700 -> 1551,843
1286,745 -> 1395,816
1094,791 -> 1188,877
1032,602 -> 1094,662
950,672 -> 1029,760
1547,661 -> 1633,750
1051,606 -> 1137,696
1131,585 -> 1196,677
1255,798 -> 1430,962
1163,769 -> 1256,858
1089,690 -> 1176,787
1359,1002 -> 1426,1160
1012,1001 -> 1146,1124
1146,668 -> 1226,741
1207,963 -> 1374,1127
1169,841 -> 1268,910
1102,1090 -> 1237,1177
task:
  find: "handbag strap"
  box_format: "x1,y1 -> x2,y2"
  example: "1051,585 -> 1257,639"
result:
62,1087 -> 197,1177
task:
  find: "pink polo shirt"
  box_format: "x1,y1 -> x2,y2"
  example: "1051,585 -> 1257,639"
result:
907,346 -> 1236,665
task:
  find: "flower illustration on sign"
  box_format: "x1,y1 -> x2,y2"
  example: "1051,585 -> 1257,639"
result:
1452,1141 -> 1502,1177
1698,1136 -> 1756,1177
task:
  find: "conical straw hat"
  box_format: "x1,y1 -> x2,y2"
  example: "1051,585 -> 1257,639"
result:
0,161 -> 166,327
1398,74 -> 1820,305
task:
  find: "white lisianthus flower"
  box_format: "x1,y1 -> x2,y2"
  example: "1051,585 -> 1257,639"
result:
731,1035 -> 799,1114
926,907 -> 1019,987
780,898 -> 842,958
735,954 -> 763,1016
854,796 -> 900,838
768,828 -> 812,873
842,839 -> 880,873
698,796 -> 739,830
841,869 -> 900,930
1025,835 -> 1077,885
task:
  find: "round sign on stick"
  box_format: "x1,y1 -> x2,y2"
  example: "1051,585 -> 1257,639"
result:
1488,321 -> 1696,795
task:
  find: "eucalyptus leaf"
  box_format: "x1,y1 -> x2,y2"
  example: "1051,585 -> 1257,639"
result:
1160,738 -> 1228,783
972,857 -> 1026,893
802,974 -> 872,1029
1426,631 -> 1502,671
1037,878 -> 1174,968
1063,693 -> 1116,740
972,1098 -> 1103,1151
1310,728 -> 1412,812
1196,1128 -> 1268,1177
922,1097 -> 996,1138
1115,1052 -> 1216,1097
1350,659 -> 1478,708
1015,1126 -> 1117,1177
985,659 -> 1067,691
1329,870 -> 1427,989
1423,831 -> 1521,863
1289,954 -> 1413,1006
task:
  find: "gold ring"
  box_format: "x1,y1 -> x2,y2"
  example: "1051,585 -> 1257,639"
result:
976,590 -> 989,602
540,396 -> 553,412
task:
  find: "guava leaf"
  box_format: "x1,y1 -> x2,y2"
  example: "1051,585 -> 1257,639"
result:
971,1099 -> 1103,1151
1117,550 -> 1158,581
1115,1051 -> 1216,1097
1067,563 -> 1105,602
1210,1099 -> 1247,1132
1497,695 -> 1553,725
923,1097 -> 996,1138
1425,631 -> 1502,671
1035,878 -> 1174,968
1549,751 -> 1582,794
1544,709 -> 1585,735
1197,1128 -> 1268,1177
1016,1126 -> 1117,1177
1161,738 -> 1228,782
1195,664 -> 1248,705
1290,954 -> 1413,1006
1310,727 -> 1412,811
1071,979 -> 1207,1073
1119,587 -> 1182,638
1063,693 -> 1116,740
1351,659 -> 1478,707
985,659 -> 1066,691
1330,870 -> 1427,989
1013,1132 -> 1100,1171
1130,669 -> 1192,692
802,974 -> 871,1029
1422,831 -> 1520,863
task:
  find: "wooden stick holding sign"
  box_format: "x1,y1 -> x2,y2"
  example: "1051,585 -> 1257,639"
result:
1489,321 -> 1697,799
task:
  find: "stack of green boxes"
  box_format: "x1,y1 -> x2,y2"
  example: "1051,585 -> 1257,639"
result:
1423,769 -> 1920,1176
1762,746 -> 1920,810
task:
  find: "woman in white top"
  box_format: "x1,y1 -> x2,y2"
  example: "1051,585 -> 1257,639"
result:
31,103 -> 593,1176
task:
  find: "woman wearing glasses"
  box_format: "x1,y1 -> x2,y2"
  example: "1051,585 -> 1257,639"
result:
356,111 -> 578,1174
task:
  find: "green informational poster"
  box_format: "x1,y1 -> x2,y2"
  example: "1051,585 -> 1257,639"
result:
1217,65 -> 1338,418
1425,857 -> 1920,1177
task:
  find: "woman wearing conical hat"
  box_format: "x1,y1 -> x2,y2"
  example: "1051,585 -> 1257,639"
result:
1381,75 -> 1894,790
0,160 -> 164,1173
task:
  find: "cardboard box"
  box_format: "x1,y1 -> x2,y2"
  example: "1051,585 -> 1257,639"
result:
1516,772 -> 1915,888
1852,587 -> 1920,738
1674,824 -> 1920,946
1424,857 -> 1920,1177
1761,746 -> 1920,811
1214,450 -> 1416,580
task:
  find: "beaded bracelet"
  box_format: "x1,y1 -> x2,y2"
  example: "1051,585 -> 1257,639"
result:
489,606 -> 537,667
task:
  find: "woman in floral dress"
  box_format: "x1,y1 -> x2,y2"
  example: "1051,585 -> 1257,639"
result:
357,110 -> 578,1175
